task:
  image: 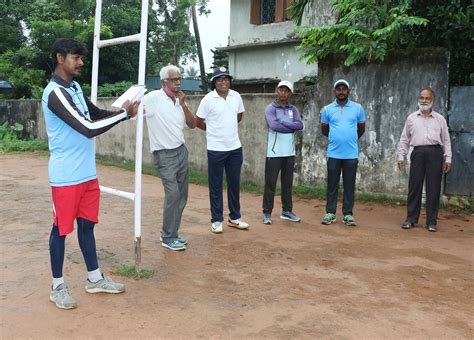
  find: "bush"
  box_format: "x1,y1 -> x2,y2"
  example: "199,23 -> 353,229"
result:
0,122 -> 48,152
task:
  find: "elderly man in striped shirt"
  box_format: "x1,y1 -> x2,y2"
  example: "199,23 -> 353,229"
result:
397,87 -> 452,232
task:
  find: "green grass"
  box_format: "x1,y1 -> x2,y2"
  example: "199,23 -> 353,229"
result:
0,139 -> 49,152
112,264 -> 154,280
4,148 -> 472,213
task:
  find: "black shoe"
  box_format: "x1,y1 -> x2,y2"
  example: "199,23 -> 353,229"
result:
401,221 -> 414,229
427,225 -> 437,232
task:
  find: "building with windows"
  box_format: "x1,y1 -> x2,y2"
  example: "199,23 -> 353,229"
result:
220,0 -> 333,93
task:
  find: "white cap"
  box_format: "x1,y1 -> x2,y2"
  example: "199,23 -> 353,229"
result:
334,79 -> 350,89
277,80 -> 294,92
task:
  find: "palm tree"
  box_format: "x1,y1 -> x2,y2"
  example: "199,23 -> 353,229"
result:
288,0 -> 313,25
185,66 -> 199,78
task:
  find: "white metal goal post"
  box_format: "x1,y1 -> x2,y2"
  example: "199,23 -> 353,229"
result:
90,0 -> 149,270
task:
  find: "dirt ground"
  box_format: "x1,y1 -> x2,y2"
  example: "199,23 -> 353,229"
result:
0,153 -> 473,339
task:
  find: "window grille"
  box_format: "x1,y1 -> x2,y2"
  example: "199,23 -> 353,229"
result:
261,0 -> 276,24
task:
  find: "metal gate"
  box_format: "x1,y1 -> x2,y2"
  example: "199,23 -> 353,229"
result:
445,86 -> 474,196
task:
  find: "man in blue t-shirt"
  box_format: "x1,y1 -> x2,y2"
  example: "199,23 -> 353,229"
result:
320,80 -> 366,226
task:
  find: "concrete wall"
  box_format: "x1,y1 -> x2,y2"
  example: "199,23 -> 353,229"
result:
0,49 -> 449,195
229,42 -> 317,83
300,48 -> 449,194
0,100 -> 46,140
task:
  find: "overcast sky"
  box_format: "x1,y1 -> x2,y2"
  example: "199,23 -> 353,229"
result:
186,0 -> 230,72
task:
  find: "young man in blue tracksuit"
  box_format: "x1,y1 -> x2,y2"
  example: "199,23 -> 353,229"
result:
42,38 -> 139,309
262,81 -> 304,225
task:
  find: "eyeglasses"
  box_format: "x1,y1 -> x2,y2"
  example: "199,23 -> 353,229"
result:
165,77 -> 181,82
215,77 -> 230,82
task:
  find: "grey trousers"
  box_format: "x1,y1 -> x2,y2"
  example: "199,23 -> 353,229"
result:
152,144 -> 189,243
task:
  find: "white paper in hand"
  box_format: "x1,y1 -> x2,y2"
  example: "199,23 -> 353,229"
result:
111,85 -> 146,109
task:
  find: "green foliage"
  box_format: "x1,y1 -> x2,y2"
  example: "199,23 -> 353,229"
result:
210,48 -> 229,69
296,0 -> 428,66
288,0 -> 314,26
0,48 -> 46,99
0,2 -> 26,54
148,0 -> 198,74
97,81 -> 135,97
291,0 -> 473,85
113,264 -> 154,280
0,122 -> 49,152
0,122 -> 23,140
410,0 -> 473,85
1,0 -> 211,98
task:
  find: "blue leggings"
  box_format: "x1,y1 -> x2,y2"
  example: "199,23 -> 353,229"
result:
49,218 -> 99,278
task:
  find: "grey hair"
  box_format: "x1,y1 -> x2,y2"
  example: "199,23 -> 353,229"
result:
160,65 -> 181,80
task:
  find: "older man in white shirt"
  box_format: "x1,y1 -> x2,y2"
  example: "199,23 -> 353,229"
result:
144,65 -> 196,250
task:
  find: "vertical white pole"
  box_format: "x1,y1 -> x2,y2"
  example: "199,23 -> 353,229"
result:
91,0 -> 103,105
134,0 -> 149,271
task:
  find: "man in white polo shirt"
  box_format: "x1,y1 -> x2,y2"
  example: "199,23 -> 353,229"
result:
196,67 -> 249,234
144,65 -> 196,250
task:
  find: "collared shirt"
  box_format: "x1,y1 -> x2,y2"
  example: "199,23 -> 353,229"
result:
42,73 -> 128,186
196,89 -> 245,151
321,99 -> 366,159
144,89 -> 186,151
265,100 -> 304,157
397,110 -> 452,162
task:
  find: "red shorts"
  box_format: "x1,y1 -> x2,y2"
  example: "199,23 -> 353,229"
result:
51,179 -> 100,236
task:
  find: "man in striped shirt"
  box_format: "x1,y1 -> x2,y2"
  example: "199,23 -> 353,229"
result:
397,87 -> 452,232
42,38 -> 139,309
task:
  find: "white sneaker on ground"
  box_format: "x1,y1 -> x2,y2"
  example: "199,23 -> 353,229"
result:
210,221 -> 223,234
227,218 -> 249,230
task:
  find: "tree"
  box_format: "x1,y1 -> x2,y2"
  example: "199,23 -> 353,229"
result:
210,48 -> 229,69
289,0 -> 473,85
410,0 -> 473,86
190,0 -> 209,92
0,3 -> 26,54
292,0 -> 428,66
184,66 -> 199,78
148,0 -> 197,74
0,49 -> 45,99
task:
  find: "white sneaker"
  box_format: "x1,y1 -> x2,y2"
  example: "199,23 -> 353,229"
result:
210,221 -> 223,234
227,218 -> 249,230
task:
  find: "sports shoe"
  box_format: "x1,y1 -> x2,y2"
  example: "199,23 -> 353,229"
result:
160,232 -> 188,245
227,218 -> 249,230
280,211 -> 301,222
402,221 -> 414,229
427,225 -> 437,232
50,284 -> 77,310
210,221 -> 223,234
262,213 -> 272,225
85,274 -> 125,294
343,214 -> 357,226
321,213 -> 336,225
161,239 -> 187,251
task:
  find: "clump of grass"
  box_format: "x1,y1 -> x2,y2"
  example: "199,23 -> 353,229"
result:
0,139 -> 49,152
113,264 -> 154,280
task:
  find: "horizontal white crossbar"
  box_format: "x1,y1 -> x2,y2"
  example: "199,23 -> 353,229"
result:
97,34 -> 141,48
99,185 -> 135,201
